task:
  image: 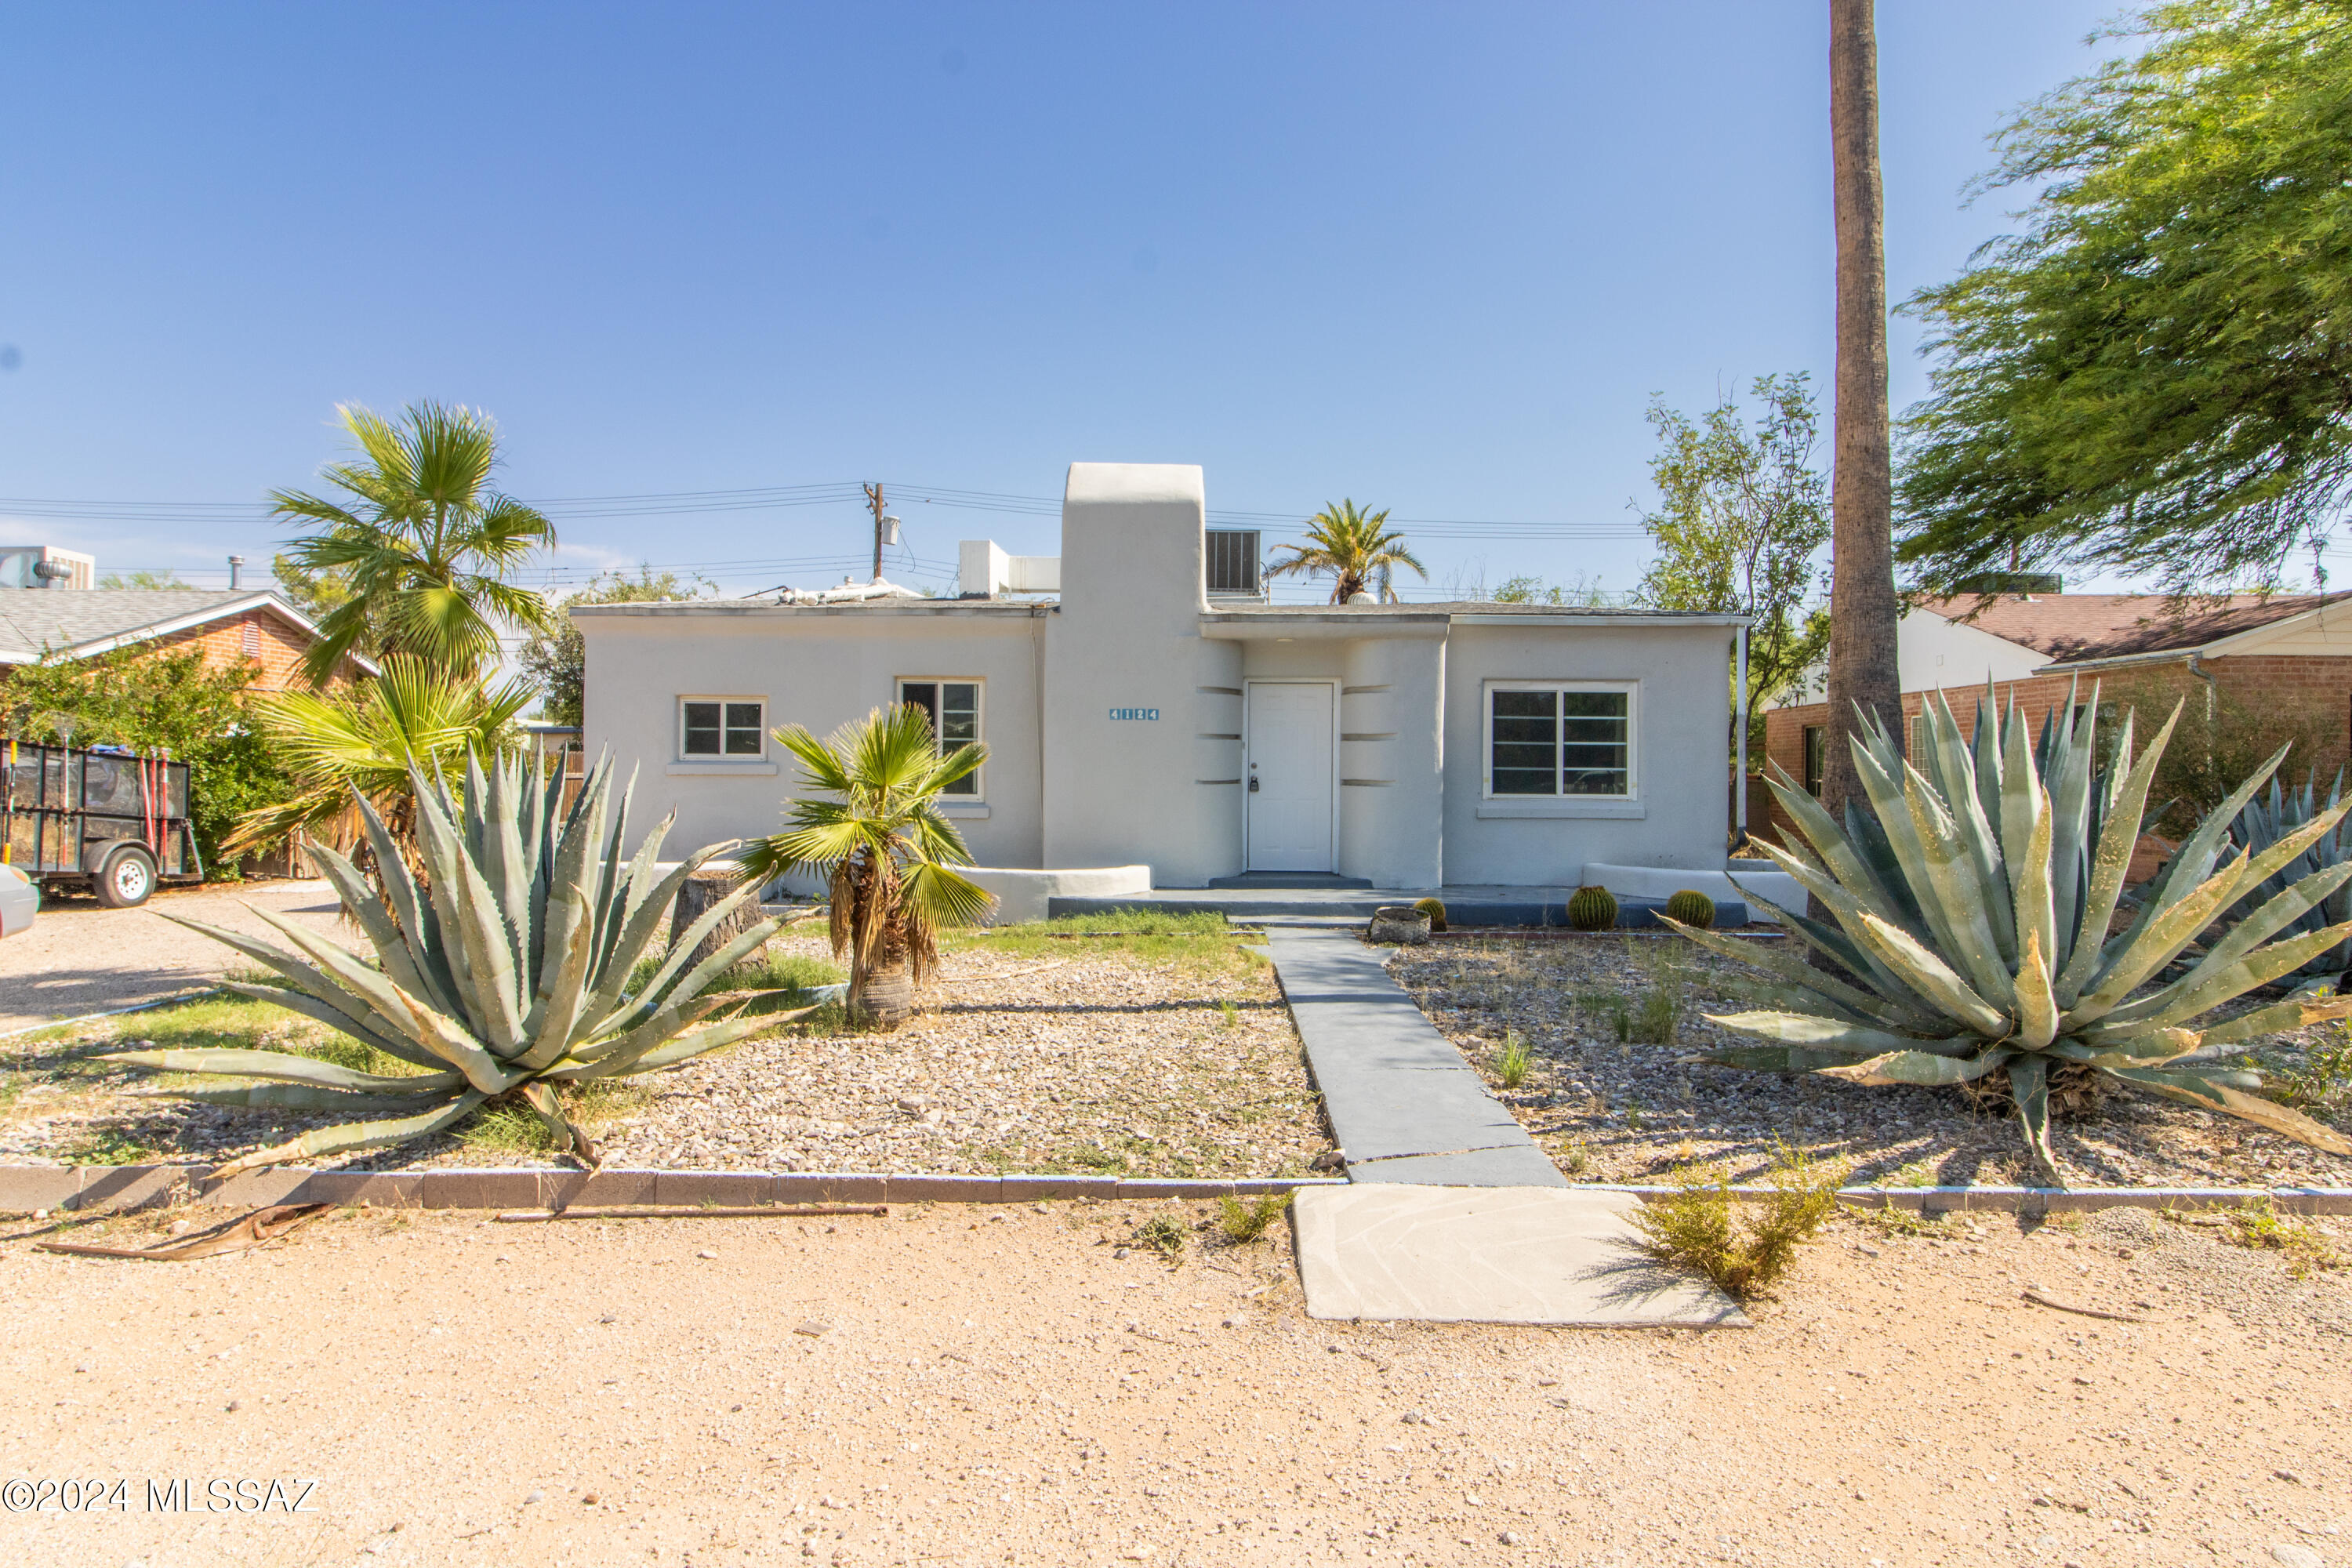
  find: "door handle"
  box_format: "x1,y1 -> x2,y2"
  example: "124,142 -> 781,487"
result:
1247,767 -> 1260,793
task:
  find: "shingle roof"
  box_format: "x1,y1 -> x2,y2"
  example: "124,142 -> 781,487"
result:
1915,592 -> 2343,664
0,590 -> 294,661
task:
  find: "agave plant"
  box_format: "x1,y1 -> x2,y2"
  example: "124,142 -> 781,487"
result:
1668,686 -> 2352,1183
111,751 -> 801,1178
2226,771 -> 2352,982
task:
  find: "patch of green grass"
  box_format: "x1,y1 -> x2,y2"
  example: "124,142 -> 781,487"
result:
456,1080 -> 649,1154
2269,1026 -> 2352,1116
1493,1029 -> 1534,1090
1215,1191 -> 1292,1243
1632,1142 -> 1846,1299
717,949 -> 844,995
951,909 -> 1260,975
1218,999 -> 1240,1030
58,1128 -> 155,1166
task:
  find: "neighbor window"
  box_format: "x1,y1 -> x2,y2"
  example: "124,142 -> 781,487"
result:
1486,684 -> 1632,797
681,699 -> 764,757
1802,724 -> 1827,797
898,679 -> 982,796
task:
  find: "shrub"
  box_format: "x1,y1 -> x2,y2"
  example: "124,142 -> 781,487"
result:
1632,1143 -> 1846,1298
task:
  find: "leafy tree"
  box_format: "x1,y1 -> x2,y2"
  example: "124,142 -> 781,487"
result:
1492,574 -> 1613,606
221,652 -> 532,867
97,569 -> 191,590
1635,374 -> 1832,753
2,648 -> 292,877
517,567 -> 714,728
1898,0 -> 2352,594
1264,500 -> 1427,603
1824,0 -> 1904,811
273,401 -> 558,684
738,705 -> 993,1025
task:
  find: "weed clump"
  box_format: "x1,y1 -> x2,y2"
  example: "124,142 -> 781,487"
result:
1493,1030 -> 1533,1089
1132,1213 -> 1189,1260
1632,1142 -> 1846,1299
1215,1191 -> 1293,1243
2224,1198 -> 2343,1277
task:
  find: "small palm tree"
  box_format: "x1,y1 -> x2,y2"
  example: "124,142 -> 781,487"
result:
274,401 -> 559,684
223,653 -> 532,867
739,705 -> 995,1025
1264,499 -> 1426,603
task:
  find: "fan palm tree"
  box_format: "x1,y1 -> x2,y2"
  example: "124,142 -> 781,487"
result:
222,653 -> 532,867
1821,0 -> 1902,808
738,705 -> 995,1025
1264,500 -> 1427,603
274,401 -> 559,685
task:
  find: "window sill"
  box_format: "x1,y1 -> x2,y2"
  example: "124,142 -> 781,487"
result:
1475,797 -> 1645,819
665,761 -> 779,777
935,801 -> 991,819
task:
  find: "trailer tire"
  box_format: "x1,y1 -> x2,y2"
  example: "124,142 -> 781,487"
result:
94,846 -> 157,909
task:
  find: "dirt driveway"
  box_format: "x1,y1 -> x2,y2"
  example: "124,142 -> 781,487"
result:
1,1200 -> 2344,1566
0,880 -> 353,1034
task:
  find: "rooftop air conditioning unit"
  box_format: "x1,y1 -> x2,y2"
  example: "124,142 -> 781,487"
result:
0,546 -> 96,590
1205,528 -> 1261,598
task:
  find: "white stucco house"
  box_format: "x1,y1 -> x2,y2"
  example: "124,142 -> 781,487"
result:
574,463 -> 1751,905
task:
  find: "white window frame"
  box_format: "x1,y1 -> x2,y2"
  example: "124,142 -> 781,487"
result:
676,695 -> 768,762
1480,679 -> 1639,804
895,677 -> 985,803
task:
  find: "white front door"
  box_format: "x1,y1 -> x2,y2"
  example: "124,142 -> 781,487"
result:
1245,681 -> 1335,872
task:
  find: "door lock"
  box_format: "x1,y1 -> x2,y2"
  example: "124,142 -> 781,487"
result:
1247,765 -> 1260,793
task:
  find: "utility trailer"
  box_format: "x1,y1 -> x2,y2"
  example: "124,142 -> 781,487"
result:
2,739 -> 201,907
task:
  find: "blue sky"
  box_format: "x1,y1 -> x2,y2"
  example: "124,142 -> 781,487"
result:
0,2 -> 2132,604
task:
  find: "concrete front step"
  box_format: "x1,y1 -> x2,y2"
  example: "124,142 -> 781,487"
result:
1051,889 -> 1748,927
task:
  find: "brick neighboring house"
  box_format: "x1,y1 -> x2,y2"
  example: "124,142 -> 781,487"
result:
1760,591 -> 2352,841
0,588 -> 372,691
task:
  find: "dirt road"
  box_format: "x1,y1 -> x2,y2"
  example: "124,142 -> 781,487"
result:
0,880 -> 353,1034
0,1200 -> 2344,1566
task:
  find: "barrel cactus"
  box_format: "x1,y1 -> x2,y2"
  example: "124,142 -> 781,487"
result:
1414,896 -> 1449,933
1567,884 -> 1618,931
1665,889 -> 1717,929
1671,687 -> 2352,1184
111,753 -> 803,1178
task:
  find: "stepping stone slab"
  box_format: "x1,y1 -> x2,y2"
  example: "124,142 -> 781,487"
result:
1293,1184 -> 1749,1328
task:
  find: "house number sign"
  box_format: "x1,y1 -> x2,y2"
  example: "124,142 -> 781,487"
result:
1107,708 -> 1160,721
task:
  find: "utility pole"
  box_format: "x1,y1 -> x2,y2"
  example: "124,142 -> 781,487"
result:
863,482 -> 900,583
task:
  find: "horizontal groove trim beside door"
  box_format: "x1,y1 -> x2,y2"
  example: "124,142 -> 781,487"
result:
1196,732 -> 1241,740
1198,685 -> 1243,695
1196,778 -> 1243,786
1340,684 -> 1392,695
1340,779 -> 1394,787
1340,732 -> 1396,742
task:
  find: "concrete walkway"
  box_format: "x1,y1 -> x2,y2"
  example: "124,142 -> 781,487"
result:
1265,928 -> 1563,1187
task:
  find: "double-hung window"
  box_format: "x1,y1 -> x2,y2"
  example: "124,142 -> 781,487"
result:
1486,683 -> 1634,797
681,699 -> 764,758
897,679 -> 982,797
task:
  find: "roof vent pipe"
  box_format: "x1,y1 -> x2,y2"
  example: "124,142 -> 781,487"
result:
227,555 -> 245,590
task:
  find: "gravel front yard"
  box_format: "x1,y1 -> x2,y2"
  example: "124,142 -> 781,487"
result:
1392,931 -> 2352,1190
0,932 -> 1331,1178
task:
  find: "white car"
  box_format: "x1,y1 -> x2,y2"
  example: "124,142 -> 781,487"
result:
0,862 -> 38,938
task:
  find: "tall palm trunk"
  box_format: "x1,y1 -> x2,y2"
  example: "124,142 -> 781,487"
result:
1824,0 -> 1903,815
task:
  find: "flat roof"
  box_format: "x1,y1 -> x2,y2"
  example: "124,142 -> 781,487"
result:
571,597 -> 1047,619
